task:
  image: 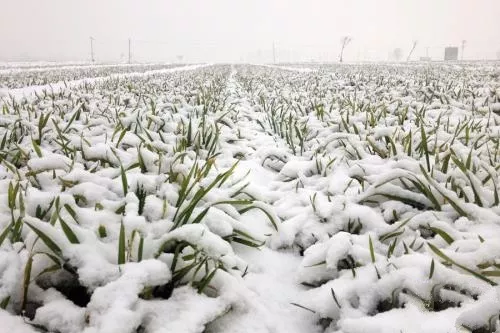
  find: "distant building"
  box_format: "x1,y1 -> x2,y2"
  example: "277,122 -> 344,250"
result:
419,57 -> 431,61
444,47 -> 459,61
393,48 -> 403,61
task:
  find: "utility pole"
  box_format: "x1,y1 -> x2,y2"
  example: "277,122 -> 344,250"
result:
272,41 -> 276,64
90,37 -> 95,63
128,38 -> 131,64
461,40 -> 466,61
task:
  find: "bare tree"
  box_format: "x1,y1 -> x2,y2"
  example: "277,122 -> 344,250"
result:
339,36 -> 352,63
406,40 -> 417,62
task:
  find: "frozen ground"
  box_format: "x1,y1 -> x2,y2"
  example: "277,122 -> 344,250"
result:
0,62 -> 499,333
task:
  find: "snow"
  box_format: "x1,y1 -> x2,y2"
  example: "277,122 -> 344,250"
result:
82,260 -> 171,333
0,251 -> 22,305
0,62 -> 173,75
0,61 -> 500,333
338,303 -> 461,333
34,296 -> 86,333
0,309 -> 38,333
137,286 -> 229,333
28,155 -> 72,173
259,64 -> 317,73
0,63 -> 210,100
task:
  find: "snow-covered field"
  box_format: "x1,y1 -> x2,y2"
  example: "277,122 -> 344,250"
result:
0,63 -> 183,89
0,62 -> 500,333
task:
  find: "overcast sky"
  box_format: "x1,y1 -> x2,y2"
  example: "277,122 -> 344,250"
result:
1,0 -> 499,63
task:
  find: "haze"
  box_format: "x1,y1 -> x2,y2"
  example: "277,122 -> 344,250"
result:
1,0 -> 499,63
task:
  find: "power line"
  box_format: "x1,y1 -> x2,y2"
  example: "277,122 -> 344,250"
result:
82,37 -> 497,63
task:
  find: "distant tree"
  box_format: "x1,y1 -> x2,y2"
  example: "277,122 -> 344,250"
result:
406,41 -> 417,62
339,36 -> 352,63
393,48 -> 403,61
